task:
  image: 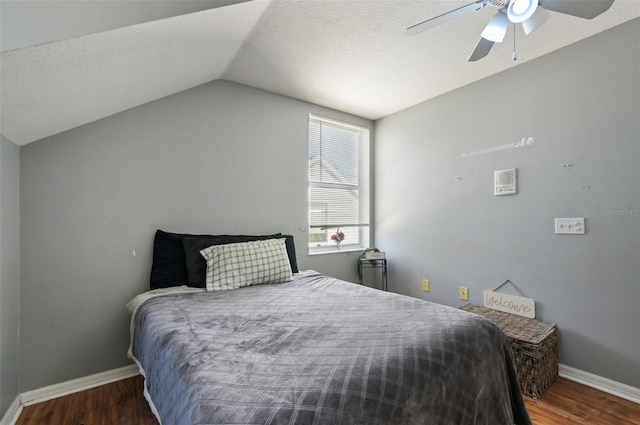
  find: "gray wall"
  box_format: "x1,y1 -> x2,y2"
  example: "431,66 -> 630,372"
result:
0,135 -> 20,416
374,19 -> 639,387
20,80 -> 371,391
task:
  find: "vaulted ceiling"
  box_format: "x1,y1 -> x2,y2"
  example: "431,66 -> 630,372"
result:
1,0 -> 638,146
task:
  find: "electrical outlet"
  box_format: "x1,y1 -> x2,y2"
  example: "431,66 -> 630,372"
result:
422,279 -> 430,292
459,287 -> 469,301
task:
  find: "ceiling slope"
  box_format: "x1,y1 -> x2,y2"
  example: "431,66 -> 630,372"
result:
0,0 -> 253,53
0,0 -> 270,145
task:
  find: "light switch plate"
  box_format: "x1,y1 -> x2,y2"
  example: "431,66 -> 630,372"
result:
459,286 -> 469,301
555,218 -> 585,234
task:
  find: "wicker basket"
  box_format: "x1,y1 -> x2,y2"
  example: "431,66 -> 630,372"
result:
460,304 -> 558,399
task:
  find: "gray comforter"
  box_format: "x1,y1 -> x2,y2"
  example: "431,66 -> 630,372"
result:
131,271 -> 531,425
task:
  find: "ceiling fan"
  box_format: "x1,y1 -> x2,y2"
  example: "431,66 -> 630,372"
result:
407,0 -> 615,61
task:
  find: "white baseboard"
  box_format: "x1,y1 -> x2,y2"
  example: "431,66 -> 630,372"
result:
20,364 -> 139,407
0,396 -> 22,425
559,363 -> 640,404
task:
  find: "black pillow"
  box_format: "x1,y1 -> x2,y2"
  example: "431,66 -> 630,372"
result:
281,235 -> 299,274
150,229 -> 215,289
183,234 -> 282,288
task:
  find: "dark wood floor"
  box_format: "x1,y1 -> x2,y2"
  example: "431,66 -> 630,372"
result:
16,376 -> 158,425
526,378 -> 640,425
16,375 -> 640,425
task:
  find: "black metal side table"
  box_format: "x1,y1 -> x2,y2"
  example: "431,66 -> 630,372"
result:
358,258 -> 387,291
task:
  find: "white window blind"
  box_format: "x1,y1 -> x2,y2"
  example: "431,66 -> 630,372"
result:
308,115 -> 370,250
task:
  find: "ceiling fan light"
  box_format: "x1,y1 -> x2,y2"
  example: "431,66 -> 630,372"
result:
522,6 -> 550,35
481,12 -> 509,43
507,0 -> 538,23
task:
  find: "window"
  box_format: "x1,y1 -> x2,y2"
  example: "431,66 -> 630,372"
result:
308,115 -> 370,253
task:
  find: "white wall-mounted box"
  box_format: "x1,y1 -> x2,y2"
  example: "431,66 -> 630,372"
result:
494,168 -> 517,195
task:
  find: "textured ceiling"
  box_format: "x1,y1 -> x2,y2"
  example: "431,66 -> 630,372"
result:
0,0 -> 253,52
1,0 -> 639,146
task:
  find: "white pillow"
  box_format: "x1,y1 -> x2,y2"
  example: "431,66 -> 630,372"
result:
200,238 -> 293,292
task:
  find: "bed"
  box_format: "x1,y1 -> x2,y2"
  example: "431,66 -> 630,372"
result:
128,230 -> 531,425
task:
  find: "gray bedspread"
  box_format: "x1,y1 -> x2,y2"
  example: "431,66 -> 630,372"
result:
131,271 -> 531,425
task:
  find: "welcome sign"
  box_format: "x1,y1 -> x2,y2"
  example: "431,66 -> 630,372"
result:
483,290 -> 535,318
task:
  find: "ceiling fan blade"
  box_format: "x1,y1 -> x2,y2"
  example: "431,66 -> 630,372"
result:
538,0 -> 615,19
468,37 -> 495,61
407,0 -> 490,36
522,6 -> 551,35
481,11 -> 509,43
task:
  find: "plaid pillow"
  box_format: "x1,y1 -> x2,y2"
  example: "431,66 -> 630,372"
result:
200,238 -> 293,292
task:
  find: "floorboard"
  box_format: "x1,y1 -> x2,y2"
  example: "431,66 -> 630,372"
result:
524,378 -> 640,425
16,376 -> 640,425
16,376 -> 158,425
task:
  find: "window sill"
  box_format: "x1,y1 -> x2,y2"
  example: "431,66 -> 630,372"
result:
309,246 -> 363,256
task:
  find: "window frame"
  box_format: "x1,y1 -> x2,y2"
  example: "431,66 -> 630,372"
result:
308,114 -> 371,255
